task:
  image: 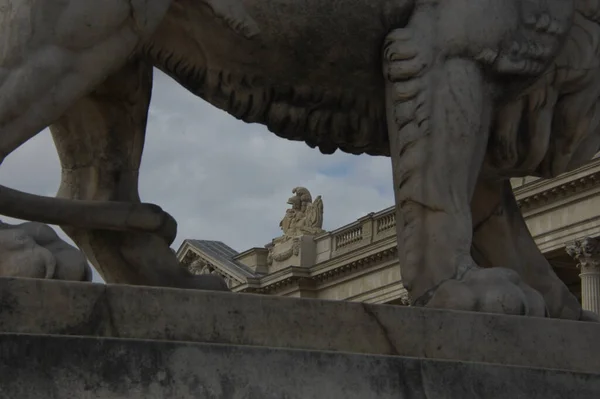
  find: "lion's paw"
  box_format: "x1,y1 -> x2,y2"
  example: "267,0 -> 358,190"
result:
426,267 -> 548,317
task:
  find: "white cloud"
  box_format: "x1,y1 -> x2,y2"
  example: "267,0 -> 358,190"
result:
0,70 -> 394,281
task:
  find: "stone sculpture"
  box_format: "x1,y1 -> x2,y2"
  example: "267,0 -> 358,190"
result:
0,220 -> 92,281
269,187 -> 323,268
1,0 -> 599,320
279,187 -> 324,239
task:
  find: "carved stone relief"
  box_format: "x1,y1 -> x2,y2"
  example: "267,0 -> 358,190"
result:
277,187 -> 325,242
182,251 -> 238,289
266,238 -> 301,266
567,237 -> 600,274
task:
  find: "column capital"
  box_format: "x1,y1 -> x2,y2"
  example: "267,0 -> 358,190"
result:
566,237 -> 600,274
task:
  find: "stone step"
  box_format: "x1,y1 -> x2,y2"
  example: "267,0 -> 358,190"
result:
1,277 -> 600,374
0,332 -> 599,399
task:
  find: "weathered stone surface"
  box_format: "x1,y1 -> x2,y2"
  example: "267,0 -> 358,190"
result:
1,277 -> 600,375
0,333 -> 598,399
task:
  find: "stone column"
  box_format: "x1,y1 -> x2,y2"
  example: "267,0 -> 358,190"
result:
566,237 -> 600,315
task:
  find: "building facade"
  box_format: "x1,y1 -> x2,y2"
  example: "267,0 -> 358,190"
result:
177,156 -> 600,312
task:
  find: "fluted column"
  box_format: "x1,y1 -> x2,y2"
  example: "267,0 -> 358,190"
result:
566,237 -> 600,315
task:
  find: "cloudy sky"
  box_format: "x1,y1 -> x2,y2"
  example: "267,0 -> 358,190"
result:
0,70 -> 394,281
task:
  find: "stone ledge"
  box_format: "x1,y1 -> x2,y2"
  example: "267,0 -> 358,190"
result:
1,277 -> 600,374
0,333 -> 598,399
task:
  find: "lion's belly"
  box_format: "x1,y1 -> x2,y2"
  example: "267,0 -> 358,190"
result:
220,0 -> 410,92
151,0 -> 413,155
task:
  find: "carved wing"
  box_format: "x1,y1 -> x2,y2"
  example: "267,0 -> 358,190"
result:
280,211 -> 293,234
305,196 -> 324,229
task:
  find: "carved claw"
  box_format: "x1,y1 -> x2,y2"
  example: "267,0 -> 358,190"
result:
494,56 -> 546,76
483,38 -> 552,76
383,29 -> 428,82
480,0 -> 572,77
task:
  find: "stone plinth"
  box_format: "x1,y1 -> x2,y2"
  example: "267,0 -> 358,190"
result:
2,333 -> 599,399
1,277 -> 600,398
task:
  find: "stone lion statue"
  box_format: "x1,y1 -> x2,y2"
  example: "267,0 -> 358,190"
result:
0,0 -> 599,319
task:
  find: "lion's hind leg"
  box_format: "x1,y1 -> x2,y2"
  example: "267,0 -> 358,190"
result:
471,179 -> 596,321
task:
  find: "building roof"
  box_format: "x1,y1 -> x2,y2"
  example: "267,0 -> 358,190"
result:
185,239 -> 256,277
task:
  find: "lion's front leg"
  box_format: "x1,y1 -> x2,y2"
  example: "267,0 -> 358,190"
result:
383,17 -> 547,316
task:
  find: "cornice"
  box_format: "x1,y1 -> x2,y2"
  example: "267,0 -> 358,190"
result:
314,236 -> 397,271
516,170 -> 600,212
311,246 -> 398,283
239,267 -> 311,294
237,244 -> 398,294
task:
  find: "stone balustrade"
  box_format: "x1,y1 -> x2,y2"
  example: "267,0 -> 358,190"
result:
376,213 -> 396,234
334,224 -> 363,250
318,157 -> 600,263
314,207 -> 396,263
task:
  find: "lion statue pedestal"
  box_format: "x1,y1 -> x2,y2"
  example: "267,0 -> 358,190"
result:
1,277 -> 599,398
